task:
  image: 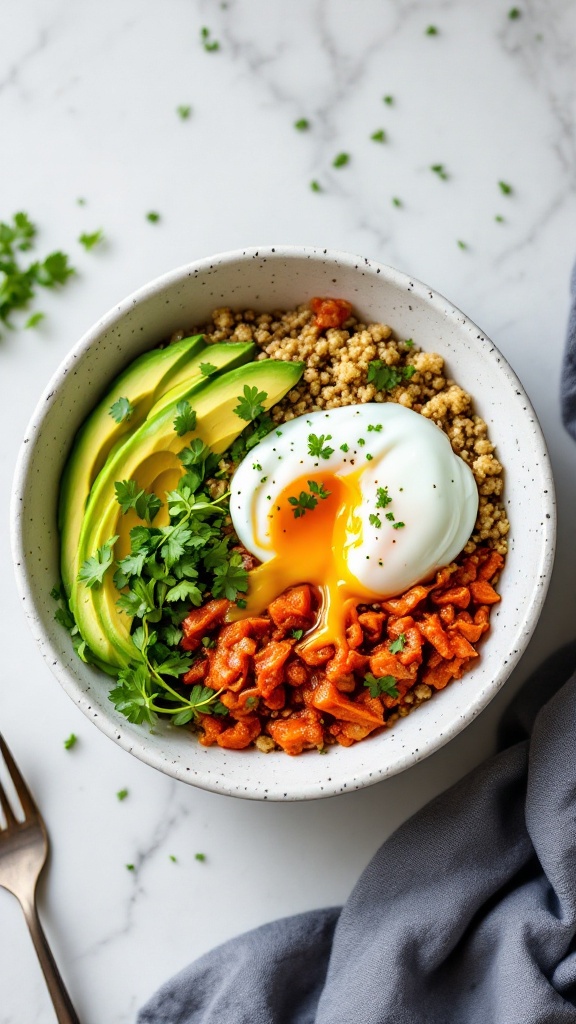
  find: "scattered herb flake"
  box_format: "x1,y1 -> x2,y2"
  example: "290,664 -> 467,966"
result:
291,628 -> 304,640
233,385 -> 268,421
367,360 -> 416,391
307,433 -> 334,460
364,673 -> 399,698
126,863 -> 135,871
79,229 -> 104,251
383,95 -> 394,105
389,634 -> 406,654
177,105 -> 191,120
393,521 -> 405,529
495,214 -> 505,223
392,196 -> 402,207
199,362 -> 217,377
146,211 -> 160,223
376,487 -> 392,508
173,400 -> 197,436
426,25 -> 439,35
0,212 -> 75,336
200,27 -> 220,51
431,163 -> 448,180
332,152 -> 350,168
64,733 -> 77,750
195,852 -> 206,862
369,513 -> 382,528
117,788 -> 129,801
294,118 -> 310,130
498,180 -> 513,195
25,311 -> 45,328
310,180 -> 322,192
109,397 -> 133,424
169,854 -> 177,863
371,129 -> 386,142
457,239 -> 467,249
508,7 -> 521,17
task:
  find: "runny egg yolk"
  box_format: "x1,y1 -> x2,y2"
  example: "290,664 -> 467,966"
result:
241,470 -> 383,651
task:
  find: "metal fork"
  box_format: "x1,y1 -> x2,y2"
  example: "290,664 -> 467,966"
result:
0,733 -> 80,1023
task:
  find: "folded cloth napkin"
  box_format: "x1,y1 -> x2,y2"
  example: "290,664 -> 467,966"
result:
138,269 -> 576,1024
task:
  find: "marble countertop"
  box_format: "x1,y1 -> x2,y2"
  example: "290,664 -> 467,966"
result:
1,1 -> 576,1020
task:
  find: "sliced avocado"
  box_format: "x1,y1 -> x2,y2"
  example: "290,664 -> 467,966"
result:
71,359 -> 304,668
60,338 -> 255,595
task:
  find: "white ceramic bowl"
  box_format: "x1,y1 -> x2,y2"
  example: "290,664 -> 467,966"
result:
11,246 -> 555,800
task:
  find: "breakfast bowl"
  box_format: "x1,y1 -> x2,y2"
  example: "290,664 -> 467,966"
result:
11,246 -> 555,800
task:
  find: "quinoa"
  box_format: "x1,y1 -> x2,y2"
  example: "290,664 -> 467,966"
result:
191,302 -> 509,556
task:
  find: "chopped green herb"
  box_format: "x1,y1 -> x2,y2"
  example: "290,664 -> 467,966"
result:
114,480 -> 163,523
173,400 -> 197,436
367,360 -> 416,391
383,95 -> 394,105
233,385 -> 268,421
498,180 -> 512,194
392,521 -> 405,529
376,486 -> 392,508
77,197 -> 86,206
176,105 -> 191,120
389,634 -> 406,654
404,338 -> 414,348
371,129 -> 386,142
291,628 -> 304,640
332,152 -> 350,168
308,480 -> 330,499
200,26 -> 220,51
109,397 -> 133,424
457,239 -> 467,250
369,513 -> 382,528
78,536 -> 118,589
169,854 -> 177,863
364,673 -> 399,698
308,433 -> 334,460
146,211 -> 160,223
78,229 -> 104,251
199,362 -> 217,377
357,437 -> 365,447
508,7 -> 521,17
126,863 -> 135,871
340,443 -> 349,452
385,511 -> 395,521
201,635 -> 216,648
431,163 -> 448,180
116,788 -> 128,801
245,696 -> 259,708
425,25 -> 439,35
366,453 -> 373,461
25,311 -> 45,328
195,852 -> 206,862
310,180 -> 322,192
367,424 -> 382,432
392,197 -> 402,207
294,118 -> 310,130
64,733 -> 77,750
495,214 -> 505,223
0,212 -> 75,336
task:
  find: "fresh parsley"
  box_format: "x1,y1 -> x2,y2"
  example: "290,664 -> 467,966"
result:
431,163 -> 448,179
64,733 -> 77,750
233,385 -> 268,421
195,852 -> 206,862
288,479 -> 330,518
146,211 -> 160,223
78,536 -> 118,589
369,513 -> 382,528
376,487 -> 392,508
307,433 -> 334,460
367,360 -> 416,391
392,197 -> 402,207
117,788 -> 128,801
371,129 -> 386,142
109,397 -> 133,424
332,152 -> 350,168
389,634 -> 406,654
114,480 -> 163,523
0,212 -> 75,336
294,118 -> 310,130
383,95 -> 394,105
25,311 -> 45,328
199,362 -> 217,377
310,180 -> 322,192
425,25 -> 439,35
177,105 -> 191,119
291,628 -> 304,640
173,400 -> 197,436
200,26 -> 220,51
79,229 -> 104,251
498,180 -> 513,195
364,673 -> 399,698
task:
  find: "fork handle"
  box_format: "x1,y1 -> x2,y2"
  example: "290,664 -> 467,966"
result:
20,895 -> 81,1024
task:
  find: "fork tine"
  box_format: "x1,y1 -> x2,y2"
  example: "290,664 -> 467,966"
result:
0,733 -> 39,821
0,771 -> 17,827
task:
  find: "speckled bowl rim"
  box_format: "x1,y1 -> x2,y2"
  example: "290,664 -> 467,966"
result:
11,245 -> 556,800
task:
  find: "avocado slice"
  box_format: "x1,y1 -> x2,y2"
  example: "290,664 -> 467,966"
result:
71,359 -> 304,668
59,338 -> 255,595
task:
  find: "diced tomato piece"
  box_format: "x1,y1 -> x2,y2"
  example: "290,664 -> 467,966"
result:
181,599 -> 231,650
267,708 -> 324,756
268,585 -> 315,633
382,585 -> 430,616
431,586 -> 470,609
254,640 -> 293,697
358,611 -> 385,642
311,679 -> 384,728
198,714 -> 225,747
310,297 -> 353,330
470,580 -> 501,605
215,715 -> 261,750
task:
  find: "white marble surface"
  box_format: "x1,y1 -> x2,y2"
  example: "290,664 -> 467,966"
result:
1,1 -> 576,1020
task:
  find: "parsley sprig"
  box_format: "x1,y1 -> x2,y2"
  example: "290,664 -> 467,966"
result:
364,673 -> 399,698
0,212 -> 75,336
233,385 -> 268,421
367,360 -> 416,392
307,433 -> 334,460
288,479 -> 330,518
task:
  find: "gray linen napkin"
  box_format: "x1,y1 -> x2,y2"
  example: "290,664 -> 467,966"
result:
137,270 -> 576,1024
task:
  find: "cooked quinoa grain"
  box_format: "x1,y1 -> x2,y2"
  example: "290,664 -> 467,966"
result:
191,302 -> 508,556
